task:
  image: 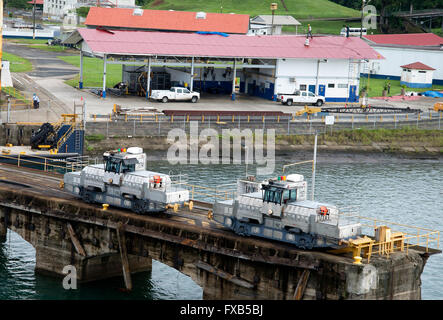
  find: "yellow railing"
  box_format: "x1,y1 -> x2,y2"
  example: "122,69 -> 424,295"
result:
56,124 -> 75,151
1,87 -> 32,105
338,212 -> 440,262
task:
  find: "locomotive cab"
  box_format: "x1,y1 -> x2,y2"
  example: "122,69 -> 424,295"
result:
103,147 -> 146,186
260,179 -> 298,218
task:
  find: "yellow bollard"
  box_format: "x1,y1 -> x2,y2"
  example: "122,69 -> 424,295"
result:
94,114 -> 97,122
380,115 -> 383,122
202,115 -> 204,123
277,115 -> 280,123
217,115 -> 220,123
102,204 -> 109,211
59,180 -> 64,189
232,115 -> 235,123
171,115 -> 173,123
207,210 -> 213,220
353,256 -> 362,265
248,115 -> 250,122
187,115 -> 190,122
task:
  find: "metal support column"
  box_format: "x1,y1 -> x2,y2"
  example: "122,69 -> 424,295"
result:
311,133 -> 317,201
232,59 -> 236,101
315,59 -> 320,95
146,57 -> 151,99
190,57 -> 194,92
102,54 -> 107,98
79,51 -> 84,89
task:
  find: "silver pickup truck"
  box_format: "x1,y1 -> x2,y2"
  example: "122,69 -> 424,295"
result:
151,87 -> 200,103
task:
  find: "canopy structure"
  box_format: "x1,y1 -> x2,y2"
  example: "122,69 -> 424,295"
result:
65,28 -> 383,99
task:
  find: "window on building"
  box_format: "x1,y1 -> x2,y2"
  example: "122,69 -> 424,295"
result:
299,84 -> 307,91
418,71 -> 426,74
338,84 -> 348,88
403,69 -> 407,72
328,83 -> 335,88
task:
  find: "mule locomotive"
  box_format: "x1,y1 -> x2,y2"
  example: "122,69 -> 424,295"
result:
212,174 -> 361,249
63,147 -> 191,213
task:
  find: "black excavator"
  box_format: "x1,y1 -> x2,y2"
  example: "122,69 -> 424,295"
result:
30,123 -> 57,150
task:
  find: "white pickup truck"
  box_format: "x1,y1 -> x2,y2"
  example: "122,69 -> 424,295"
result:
151,87 -> 200,103
279,91 -> 325,106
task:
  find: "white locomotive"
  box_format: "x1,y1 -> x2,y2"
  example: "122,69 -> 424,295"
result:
63,147 -> 191,213
212,174 -> 362,249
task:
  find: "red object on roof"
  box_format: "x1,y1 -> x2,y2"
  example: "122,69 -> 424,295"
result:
85,7 -> 250,34
400,62 -> 435,70
363,33 -> 443,46
77,28 -> 383,60
27,0 -> 43,4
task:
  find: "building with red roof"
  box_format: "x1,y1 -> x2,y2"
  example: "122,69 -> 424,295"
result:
66,28 -> 382,102
400,61 -> 435,88
361,33 -> 443,86
84,7 -> 250,35
363,33 -> 443,47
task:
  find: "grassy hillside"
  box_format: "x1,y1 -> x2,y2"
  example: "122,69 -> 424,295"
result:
145,0 -> 360,19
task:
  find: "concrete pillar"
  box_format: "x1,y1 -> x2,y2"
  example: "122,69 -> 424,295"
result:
232,59 -> 237,100
79,50 -> 84,89
315,59 -> 320,95
35,245 -> 152,283
146,57 -> 151,100
190,57 -> 195,92
102,54 -> 107,98
0,208 -> 8,241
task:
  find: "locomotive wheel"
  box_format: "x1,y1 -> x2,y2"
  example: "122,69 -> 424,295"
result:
133,199 -> 146,214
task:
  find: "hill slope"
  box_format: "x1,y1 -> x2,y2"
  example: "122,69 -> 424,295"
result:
145,0 -> 360,19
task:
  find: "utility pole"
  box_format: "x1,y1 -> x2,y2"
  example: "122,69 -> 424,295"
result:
33,0 -> 36,40
0,0 -> 3,93
270,3 -> 278,35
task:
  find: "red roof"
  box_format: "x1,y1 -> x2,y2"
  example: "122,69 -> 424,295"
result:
85,7 -> 250,34
400,62 -> 435,70
363,33 -> 443,46
77,28 -> 383,60
27,0 -> 43,4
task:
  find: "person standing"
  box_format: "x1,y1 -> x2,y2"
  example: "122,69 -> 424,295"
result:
387,82 -> 391,95
33,93 -> 40,109
307,24 -> 313,39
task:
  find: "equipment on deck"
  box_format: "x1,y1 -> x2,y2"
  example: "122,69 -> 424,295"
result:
30,123 -> 56,150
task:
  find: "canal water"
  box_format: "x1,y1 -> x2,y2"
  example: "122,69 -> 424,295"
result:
0,159 -> 442,300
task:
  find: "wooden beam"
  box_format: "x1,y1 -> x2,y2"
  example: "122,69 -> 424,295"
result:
294,269 -> 310,300
196,261 -> 254,289
66,223 -> 86,256
117,223 -> 132,291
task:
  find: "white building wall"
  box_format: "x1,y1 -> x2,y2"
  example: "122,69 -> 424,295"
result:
362,46 -> 443,83
275,58 -> 360,101
44,0 -> 78,17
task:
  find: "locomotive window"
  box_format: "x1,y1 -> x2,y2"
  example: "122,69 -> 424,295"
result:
283,189 -> 297,203
121,163 -> 135,173
263,187 -> 282,204
105,160 -> 121,173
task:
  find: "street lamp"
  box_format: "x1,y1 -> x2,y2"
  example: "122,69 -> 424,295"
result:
270,3 -> 278,35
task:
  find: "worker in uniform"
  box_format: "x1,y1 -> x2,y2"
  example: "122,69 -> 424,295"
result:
33,93 -> 40,109
307,24 -> 313,39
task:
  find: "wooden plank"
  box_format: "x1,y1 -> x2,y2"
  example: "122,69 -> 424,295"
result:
294,269 -> 310,300
117,223 -> 133,291
196,261 -> 254,289
66,223 -> 86,256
